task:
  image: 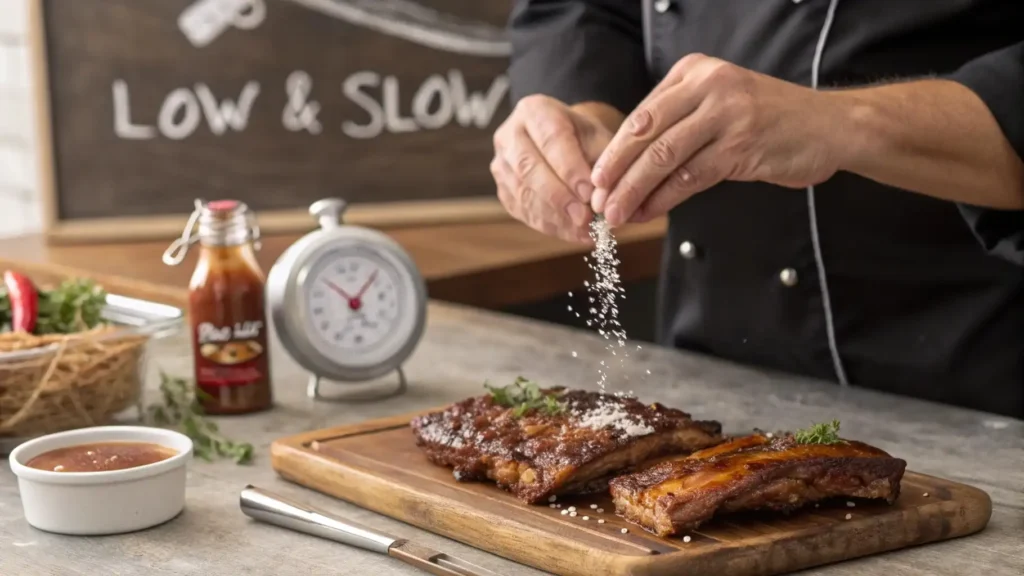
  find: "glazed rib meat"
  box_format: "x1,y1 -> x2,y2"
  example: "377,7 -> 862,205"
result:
609,433 -> 907,536
410,389 -> 723,504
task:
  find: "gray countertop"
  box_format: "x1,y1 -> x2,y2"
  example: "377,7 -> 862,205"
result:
2,302 -> 1022,575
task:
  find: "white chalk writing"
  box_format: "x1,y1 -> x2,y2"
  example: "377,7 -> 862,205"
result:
112,71 -> 507,141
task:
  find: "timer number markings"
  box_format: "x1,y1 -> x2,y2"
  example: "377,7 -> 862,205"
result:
308,254 -> 401,352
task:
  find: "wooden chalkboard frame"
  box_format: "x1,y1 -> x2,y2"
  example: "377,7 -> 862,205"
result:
27,0 -> 510,245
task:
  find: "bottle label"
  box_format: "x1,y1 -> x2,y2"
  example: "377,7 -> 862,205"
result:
195,320 -> 267,387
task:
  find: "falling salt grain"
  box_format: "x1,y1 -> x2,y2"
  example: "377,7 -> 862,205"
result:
923,492 -> 929,498
597,508 -> 604,513
845,513 -> 853,520
582,516 -> 590,521
570,511 -> 578,517
621,528 -> 629,534
683,536 -> 692,543
571,351 -> 578,358
568,506 -> 576,512
549,495 -> 557,502
590,504 -> 598,509
561,510 -> 569,516
847,501 -> 856,508
598,519 -> 605,524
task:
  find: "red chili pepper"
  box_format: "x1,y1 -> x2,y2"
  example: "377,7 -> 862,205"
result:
3,271 -> 38,333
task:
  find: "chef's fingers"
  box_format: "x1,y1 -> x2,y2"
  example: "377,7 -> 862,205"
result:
628,52 -> 707,117
602,102 -> 719,226
493,147 -> 589,244
491,157 -> 521,219
503,127 -> 592,231
591,83 -> 704,197
519,100 -> 596,203
629,141 -> 724,223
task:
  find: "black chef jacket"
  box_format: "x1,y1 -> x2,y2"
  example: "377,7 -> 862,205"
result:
507,0 -> 1024,419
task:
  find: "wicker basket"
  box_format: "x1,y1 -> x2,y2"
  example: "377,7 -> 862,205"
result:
0,295 -> 183,442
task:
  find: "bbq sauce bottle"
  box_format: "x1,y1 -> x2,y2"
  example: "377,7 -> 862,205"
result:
165,200 -> 273,414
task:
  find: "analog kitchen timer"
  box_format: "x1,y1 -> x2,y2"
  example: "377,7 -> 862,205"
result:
266,198 -> 427,401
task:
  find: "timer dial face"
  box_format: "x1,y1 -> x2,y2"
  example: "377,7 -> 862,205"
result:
302,245 -> 419,369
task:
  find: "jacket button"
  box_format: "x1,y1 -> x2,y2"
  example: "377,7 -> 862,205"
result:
654,0 -> 672,14
779,268 -> 799,287
679,241 -> 697,259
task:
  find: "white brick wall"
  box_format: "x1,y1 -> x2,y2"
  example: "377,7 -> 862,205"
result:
0,0 -> 42,239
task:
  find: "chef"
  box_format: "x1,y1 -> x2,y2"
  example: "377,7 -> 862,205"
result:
490,1 -> 1024,418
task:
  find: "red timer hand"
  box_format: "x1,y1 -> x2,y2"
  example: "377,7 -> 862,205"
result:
324,280 -> 357,308
345,270 -> 379,311
355,270 -> 379,299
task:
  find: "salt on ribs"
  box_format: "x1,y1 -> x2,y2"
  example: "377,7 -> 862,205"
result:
608,432 -> 907,536
410,388 -> 723,504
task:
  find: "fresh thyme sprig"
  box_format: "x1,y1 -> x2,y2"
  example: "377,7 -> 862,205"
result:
793,419 -> 843,445
485,376 -> 565,417
146,371 -> 254,464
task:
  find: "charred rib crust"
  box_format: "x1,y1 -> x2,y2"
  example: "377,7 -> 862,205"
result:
609,434 -> 907,536
411,389 -> 723,503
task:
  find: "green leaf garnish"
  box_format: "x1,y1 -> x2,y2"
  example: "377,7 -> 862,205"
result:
145,371 -> 255,464
793,419 -> 843,445
486,376 -> 565,417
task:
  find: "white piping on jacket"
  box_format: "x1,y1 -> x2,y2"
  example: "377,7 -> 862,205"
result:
807,0 -> 850,386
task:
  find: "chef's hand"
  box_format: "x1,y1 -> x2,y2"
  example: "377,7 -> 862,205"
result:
491,96 -> 622,243
591,54 -> 842,225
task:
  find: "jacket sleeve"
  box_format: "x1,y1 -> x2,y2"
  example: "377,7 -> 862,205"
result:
507,0 -> 652,115
947,41 -> 1024,266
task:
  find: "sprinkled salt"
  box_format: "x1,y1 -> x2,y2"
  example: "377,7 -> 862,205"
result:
766,432 -> 774,438
549,495 -> 557,502
847,501 -> 856,508
561,510 -> 569,516
570,511 -> 578,517
621,528 -> 629,534
845,513 -> 853,520
683,536 -> 692,543
597,508 -> 604,513
549,504 -> 557,508
568,506 -> 576,512
923,492 -> 929,497
577,401 -> 655,437
598,519 -> 605,524
590,504 -> 598,509
582,516 -> 589,521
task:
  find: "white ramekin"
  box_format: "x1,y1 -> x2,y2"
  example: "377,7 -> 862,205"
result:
8,425 -> 194,535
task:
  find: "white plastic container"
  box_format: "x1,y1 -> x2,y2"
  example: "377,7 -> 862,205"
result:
8,425 -> 193,535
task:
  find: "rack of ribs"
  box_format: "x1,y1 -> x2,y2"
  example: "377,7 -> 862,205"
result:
411,388 -> 723,504
609,433 -> 907,537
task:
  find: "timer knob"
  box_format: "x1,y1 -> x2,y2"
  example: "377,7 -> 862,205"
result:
309,198 -> 349,230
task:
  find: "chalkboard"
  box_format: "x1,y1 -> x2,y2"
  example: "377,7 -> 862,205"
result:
29,0 -> 513,243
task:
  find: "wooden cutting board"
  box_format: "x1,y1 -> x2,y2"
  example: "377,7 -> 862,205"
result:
270,410 -> 992,576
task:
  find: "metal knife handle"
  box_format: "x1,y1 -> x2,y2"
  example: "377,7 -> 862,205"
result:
239,485 -> 398,554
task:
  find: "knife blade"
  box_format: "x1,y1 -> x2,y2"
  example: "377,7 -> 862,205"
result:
239,485 -> 500,576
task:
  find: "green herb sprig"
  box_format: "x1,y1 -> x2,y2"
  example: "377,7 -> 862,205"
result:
793,419 -> 843,445
0,277 -> 108,335
34,278 -> 108,335
147,372 -> 254,464
485,376 -> 565,418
